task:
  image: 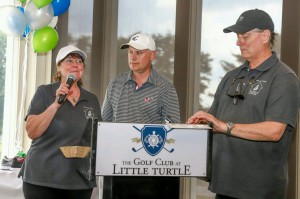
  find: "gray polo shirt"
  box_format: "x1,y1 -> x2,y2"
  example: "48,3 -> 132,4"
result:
101,67 -> 180,123
21,82 -> 101,190
208,52 -> 300,198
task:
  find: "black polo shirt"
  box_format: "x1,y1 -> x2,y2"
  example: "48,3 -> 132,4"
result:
208,52 -> 300,198
22,82 -> 101,190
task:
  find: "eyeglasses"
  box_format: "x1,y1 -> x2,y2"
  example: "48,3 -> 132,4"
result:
226,76 -> 256,105
226,66 -> 266,104
63,58 -> 83,65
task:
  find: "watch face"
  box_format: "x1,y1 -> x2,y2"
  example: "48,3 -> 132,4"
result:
227,122 -> 234,128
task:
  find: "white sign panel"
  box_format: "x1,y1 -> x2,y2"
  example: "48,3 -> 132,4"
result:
96,122 -> 211,177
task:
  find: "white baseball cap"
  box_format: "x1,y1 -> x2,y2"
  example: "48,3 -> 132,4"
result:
120,33 -> 156,51
56,45 -> 87,65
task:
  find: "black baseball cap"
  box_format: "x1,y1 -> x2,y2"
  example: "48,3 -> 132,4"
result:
223,9 -> 274,34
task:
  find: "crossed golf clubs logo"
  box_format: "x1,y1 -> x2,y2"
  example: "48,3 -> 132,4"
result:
131,125 -> 175,156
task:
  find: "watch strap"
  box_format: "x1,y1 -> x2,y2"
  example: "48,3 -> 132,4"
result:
226,122 -> 235,136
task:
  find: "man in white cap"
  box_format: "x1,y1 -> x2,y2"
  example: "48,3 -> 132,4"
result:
187,9 -> 300,199
102,33 -> 180,124
101,33 -> 181,198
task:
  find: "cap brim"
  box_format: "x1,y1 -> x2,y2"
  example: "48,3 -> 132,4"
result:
120,44 -> 130,49
56,50 -> 87,65
223,24 -> 252,34
120,43 -> 147,50
223,25 -> 235,33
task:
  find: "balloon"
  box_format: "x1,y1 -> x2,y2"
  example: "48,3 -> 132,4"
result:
48,16 -> 58,28
19,0 -> 27,3
52,0 -> 70,16
0,5 -> 26,37
17,6 -> 31,37
32,26 -> 59,53
32,0 -> 53,9
24,1 -> 54,31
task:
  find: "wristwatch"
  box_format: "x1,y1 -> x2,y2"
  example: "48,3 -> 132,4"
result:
226,122 -> 235,136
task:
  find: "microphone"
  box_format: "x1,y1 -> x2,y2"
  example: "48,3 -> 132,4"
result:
57,73 -> 77,104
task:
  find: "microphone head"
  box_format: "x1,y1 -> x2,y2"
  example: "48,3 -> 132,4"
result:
67,73 -> 77,81
58,73 -> 77,104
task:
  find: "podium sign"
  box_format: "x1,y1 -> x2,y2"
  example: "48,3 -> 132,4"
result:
96,122 -> 211,177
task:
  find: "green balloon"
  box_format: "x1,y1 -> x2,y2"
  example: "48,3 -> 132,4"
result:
33,26 -> 59,53
19,0 -> 27,3
32,0 -> 53,9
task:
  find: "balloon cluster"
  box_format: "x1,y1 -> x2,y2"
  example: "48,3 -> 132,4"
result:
0,0 -> 71,53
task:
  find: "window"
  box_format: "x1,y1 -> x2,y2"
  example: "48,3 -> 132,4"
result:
199,0 -> 282,110
116,0 -> 177,81
0,0 -> 43,159
191,1 -> 283,198
0,0 -> 14,158
52,0 -> 97,97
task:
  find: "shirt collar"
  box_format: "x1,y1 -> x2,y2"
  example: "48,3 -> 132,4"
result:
51,82 -> 86,102
125,66 -> 157,86
243,51 -> 278,72
237,51 -> 278,79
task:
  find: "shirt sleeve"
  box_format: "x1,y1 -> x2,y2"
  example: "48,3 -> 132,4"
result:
25,85 -> 47,120
163,84 -> 181,123
266,72 -> 300,128
101,80 -> 114,122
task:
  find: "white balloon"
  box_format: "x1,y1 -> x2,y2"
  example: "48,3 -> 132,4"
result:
48,16 -> 58,28
24,1 -> 54,31
0,5 -> 26,37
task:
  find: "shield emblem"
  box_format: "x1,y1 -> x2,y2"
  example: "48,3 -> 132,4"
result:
141,125 -> 167,156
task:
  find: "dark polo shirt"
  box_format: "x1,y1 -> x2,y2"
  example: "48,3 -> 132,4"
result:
21,82 -> 101,190
208,52 -> 300,198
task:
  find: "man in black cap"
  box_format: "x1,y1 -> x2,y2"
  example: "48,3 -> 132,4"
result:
187,9 -> 300,199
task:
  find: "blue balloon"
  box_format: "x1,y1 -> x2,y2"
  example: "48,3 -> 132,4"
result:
52,0 -> 70,16
17,6 -> 30,37
23,24 -> 30,37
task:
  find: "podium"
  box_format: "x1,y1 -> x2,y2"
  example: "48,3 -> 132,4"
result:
95,122 -> 212,199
